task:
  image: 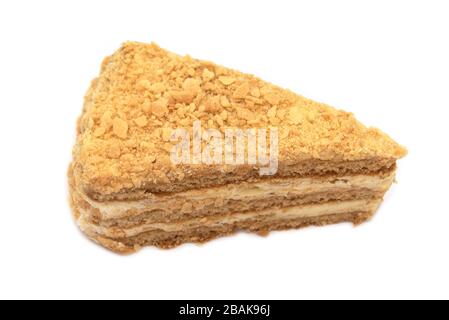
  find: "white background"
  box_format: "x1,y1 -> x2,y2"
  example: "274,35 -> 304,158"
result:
0,0 -> 448,300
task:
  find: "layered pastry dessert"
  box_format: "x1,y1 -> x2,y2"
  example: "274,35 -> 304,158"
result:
69,42 -> 406,253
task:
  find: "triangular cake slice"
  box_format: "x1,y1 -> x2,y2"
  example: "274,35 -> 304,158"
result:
69,42 -> 406,253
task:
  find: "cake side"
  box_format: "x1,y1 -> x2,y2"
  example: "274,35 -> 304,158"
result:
69,163 -> 395,253
70,165 -> 395,224
71,192 -> 380,254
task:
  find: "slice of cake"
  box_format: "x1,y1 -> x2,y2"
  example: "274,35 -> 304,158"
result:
69,42 -> 406,254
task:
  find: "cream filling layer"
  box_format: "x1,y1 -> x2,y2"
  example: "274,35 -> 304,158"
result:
77,198 -> 382,239
79,173 -> 394,220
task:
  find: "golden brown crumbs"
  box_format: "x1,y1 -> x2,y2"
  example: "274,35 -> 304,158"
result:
233,82 -> 251,99
112,118 -> 128,139
152,98 -> 169,117
134,116 -> 148,127
219,96 -> 231,107
202,68 -> 215,81
218,76 -> 236,86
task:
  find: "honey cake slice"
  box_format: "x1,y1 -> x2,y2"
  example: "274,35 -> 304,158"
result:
69,42 -> 406,253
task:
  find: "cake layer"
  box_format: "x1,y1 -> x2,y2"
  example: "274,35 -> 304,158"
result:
81,158 -> 396,201
75,197 -> 382,239
71,169 -> 395,225
83,189 -> 384,229
71,198 -> 380,253
121,211 -> 376,251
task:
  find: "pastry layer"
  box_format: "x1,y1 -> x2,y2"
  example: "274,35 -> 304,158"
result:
85,189 -> 384,229
83,158 -> 396,201
71,198 -> 379,253
71,169 -> 395,226
77,197 -> 381,238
